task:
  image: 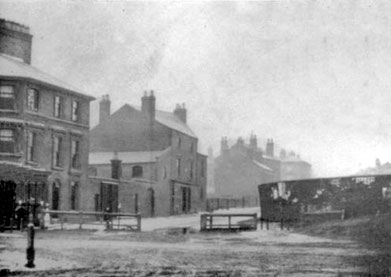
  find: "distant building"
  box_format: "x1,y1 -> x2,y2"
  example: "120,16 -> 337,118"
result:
213,135 -> 311,201
357,158 -> 391,175
0,19 -> 94,226
88,93 -> 207,217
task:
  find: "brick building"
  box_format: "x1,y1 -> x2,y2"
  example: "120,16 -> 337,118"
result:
0,19 -> 94,227
88,92 -> 207,217
213,135 -> 311,202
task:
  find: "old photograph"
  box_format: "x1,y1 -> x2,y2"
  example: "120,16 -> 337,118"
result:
0,1 -> 391,276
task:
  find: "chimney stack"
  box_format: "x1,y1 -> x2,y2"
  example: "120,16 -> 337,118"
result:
0,19 -> 32,64
266,138 -> 274,157
220,136 -> 229,156
99,94 -> 111,123
174,103 -> 187,123
141,90 -> 156,120
249,134 -> 258,150
111,152 -> 122,180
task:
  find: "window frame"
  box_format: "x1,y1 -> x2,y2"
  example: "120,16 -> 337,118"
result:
52,135 -> 63,168
27,88 -> 39,111
132,165 -> 143,178
71,139 -> 81,169
0,128 -> 15,153
54,95 -> 62,118
0,84 -> 16,110
27,130 -> 36,162
71,100 -> 79,122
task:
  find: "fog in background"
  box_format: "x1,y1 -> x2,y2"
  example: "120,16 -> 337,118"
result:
2,0 -> 391,177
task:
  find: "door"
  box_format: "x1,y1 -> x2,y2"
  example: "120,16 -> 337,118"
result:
52,180 -> 60,210
148,188 -> 155,217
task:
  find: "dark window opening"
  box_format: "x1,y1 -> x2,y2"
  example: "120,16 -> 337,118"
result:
0,129 -> 14,153
70,181 -> 79,210
53,136 -> 62,167
132,166 -> 143,178
54,96 -> 62,118
0,85 -> 15,110
27,131 -> 36,162
71,140 -> 81,169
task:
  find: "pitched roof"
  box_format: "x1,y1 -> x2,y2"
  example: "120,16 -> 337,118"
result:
130,105 -> 196,138
0,54 -> 94,99
89,149 -> 169,165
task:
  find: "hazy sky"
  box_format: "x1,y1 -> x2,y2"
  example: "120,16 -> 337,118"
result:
2,0 -> 391,177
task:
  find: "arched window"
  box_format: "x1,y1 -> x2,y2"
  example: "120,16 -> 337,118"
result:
132,166 -> 143,178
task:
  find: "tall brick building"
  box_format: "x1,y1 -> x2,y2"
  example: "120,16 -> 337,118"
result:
213,135 -> 311,201
0,19 -> 94,227
88,92 -> 207,216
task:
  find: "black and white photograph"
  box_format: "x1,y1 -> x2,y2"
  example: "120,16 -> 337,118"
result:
0,1 -> 391,276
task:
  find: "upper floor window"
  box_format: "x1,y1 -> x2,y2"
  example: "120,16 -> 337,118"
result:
0,129 -> 14,153
201,159 -> 206,177
71,140 -> 81,169
177,137 -> 181,149
54,96 -> 62,118
176,158 -> 181,177
132,165 -> 143,178
27,88 -> 39,111
188,160 -> 193,180
71,100 -> 79,122
162,166 -> 167,179
0,85 -> 15,110
52,136 -> 62,167
27,131 -> 36,162
190,142 -> 194,153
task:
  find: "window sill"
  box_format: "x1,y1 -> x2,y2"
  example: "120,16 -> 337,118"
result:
52,166 -> 63,171
0,152 -> 22,157
26,161 -> 38,166
70,168 -> 82,175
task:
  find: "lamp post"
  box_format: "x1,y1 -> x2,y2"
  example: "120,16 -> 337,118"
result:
25,213 -> 35,268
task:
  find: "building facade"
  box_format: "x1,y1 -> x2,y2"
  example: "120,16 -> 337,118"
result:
0,19 -> 94,227
88,92 -> 207,217
213,135 -> 311,202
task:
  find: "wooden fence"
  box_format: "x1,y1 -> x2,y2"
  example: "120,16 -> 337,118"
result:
42,210 -> 141,231
200,213 -> 258,232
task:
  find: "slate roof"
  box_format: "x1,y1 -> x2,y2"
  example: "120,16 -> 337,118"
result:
89,148 -> 170,165
131,105 -> 196,138
0,54 -> 94,99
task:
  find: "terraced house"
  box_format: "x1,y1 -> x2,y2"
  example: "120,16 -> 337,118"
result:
88,92 -> 207,217
0,19 -> 94,228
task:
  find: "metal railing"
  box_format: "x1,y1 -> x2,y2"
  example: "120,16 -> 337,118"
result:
200,213 -> 258,231
41,210 -> 141,231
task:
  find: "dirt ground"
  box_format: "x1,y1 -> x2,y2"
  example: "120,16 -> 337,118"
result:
0,222 -> 382,277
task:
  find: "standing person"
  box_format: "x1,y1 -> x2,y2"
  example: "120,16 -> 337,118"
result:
15,203 -> 27,231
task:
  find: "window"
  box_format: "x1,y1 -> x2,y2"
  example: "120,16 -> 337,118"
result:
190,142 -> 194,153
132,166 -> 143,178
71,140 -> 81,169
162,166 -> 167,179
177,137 -> 181,149
188,161 -> 193,180
176,158 -> 181,177
54,96 -> 62,118
27,131 -> 36,162
52,136 -> 62,167
201,159 -> 206,177
0,129 -> 14,153
0,85 -> 15,110
71,100 -> 79,122
27,88 -> 39,111
70,181 -> 79,210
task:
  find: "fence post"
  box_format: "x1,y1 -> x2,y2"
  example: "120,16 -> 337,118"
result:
79,211 -> 83,230
137,214 -> 141,232
60,215 -> 64,230
253,214 -> 257,230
